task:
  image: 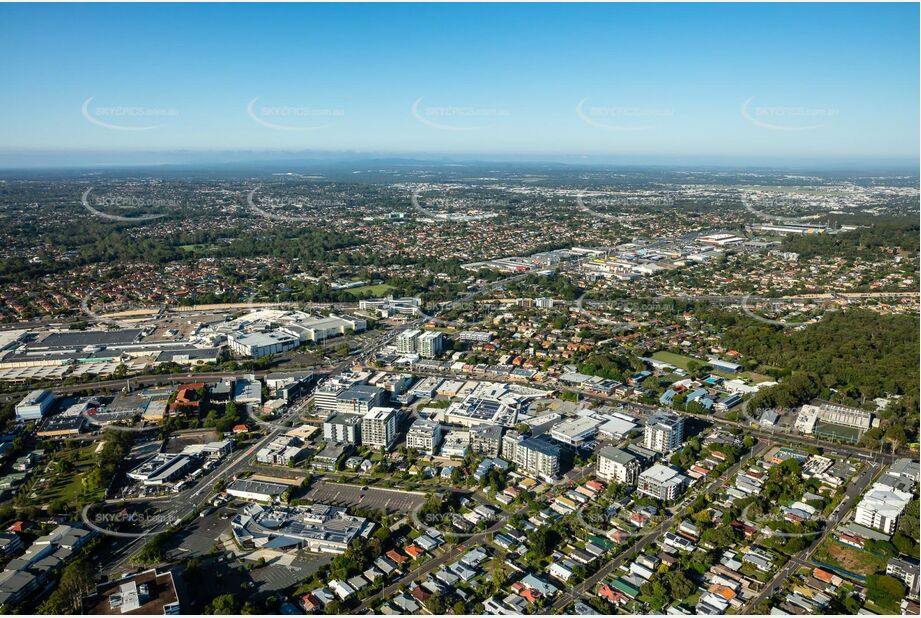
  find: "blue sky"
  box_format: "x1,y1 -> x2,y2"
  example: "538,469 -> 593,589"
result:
0,3 -> 918,167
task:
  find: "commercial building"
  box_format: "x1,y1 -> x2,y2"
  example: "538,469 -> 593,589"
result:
358,296 -> 421,318
406,418 -> 442,455
232,375 -> 263,406
361,407 -> 399,450
228,331 -> 299,359
644,412 -> 685,453
290,315 -> 366,342
323,414 -> 363,445
231,503 -> 374,554
226,479 -> 289,503
15,389 -> 55,421
336,385 -> 384,416
264,372 -> 314,401
549,415 -> 602,447
126,454 -> 198,486
313,372 -> 369,414
82,568 -> 181,615
256,436 -> 309,466
795,402 -> 873,443
597,446 -> 641,485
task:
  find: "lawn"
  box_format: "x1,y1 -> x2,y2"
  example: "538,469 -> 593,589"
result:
652,350 -> 702,371
344,284 -> 395,298
31,444 -> 104,506
812,537 -> 887,578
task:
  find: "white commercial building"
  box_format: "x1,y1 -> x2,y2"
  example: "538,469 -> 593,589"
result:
549,415 -> 602,447
226,479 -> 288,503
228,331 -> 299,359
15,389 -> 55,421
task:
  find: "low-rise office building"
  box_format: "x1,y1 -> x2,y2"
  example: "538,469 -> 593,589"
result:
231,503 -> 374,554
15,389 -> 55,421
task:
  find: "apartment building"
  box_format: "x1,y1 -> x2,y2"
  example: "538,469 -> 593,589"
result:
644,411 -> 685,453
406,418 -> 442,455
637,464 -> 688,501
597,446 -> 641,485
469,424 -> 504,457
323,413 -> 363,445
396,330 -> 421,355
854,483 -> 913,535
362,407 -> 399,450
336,385 -> 384,416
502,431 -> 562,481
417,331 -> 445,358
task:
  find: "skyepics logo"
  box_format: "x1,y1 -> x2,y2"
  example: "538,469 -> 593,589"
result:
738,501 -> 831,539
246,186 -> 314,223
81,187 -> 169,222
740,295 -> 830,329
410,188 -> 502,222
409,503 -> 505,540
741,97 -> 838,132
82,504 -> 176,538
81,97 -> 178,131
246,97 -> 344,131
574,191 -> 672,221
411,97 -> 510,131
741,193 -> 815,225
576,98 -> 674,131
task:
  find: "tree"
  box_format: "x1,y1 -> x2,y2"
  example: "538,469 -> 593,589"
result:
38,559 -> 95,613
664,570 -> 696,600
865,574 -> 905,613
206,594 -> 240,615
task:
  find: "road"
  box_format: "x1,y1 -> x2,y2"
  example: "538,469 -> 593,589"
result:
551,442 -> 767,613
97,275 -> 528,574
385,365 -> 912,464
741,459 -> 882,613
355,504 -> 529,612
